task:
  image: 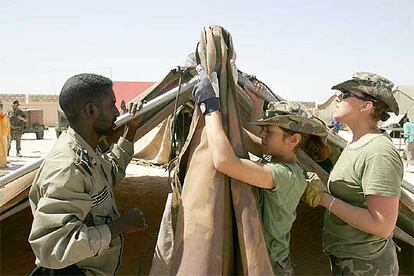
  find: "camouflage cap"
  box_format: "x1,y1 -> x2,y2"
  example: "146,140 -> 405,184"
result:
251,101 -> 328,137
332,72 -> 399,114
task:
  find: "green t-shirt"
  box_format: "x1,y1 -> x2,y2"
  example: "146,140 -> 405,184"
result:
257,160 -> 306,264
323,133 -> 403,260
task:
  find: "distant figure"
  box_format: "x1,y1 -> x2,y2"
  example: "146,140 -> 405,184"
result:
329,117 -> 341,133
0,101 -> 10,168
8,99 -> 27,157
403,119 -> 414,167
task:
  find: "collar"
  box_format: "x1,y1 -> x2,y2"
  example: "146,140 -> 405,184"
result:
67,127 -> 102,162
347,130 -> 390,150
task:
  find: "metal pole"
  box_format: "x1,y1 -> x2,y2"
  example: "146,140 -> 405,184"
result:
0,158 -> 44,188
237,73 -> 279,103
114,75 -> 200,129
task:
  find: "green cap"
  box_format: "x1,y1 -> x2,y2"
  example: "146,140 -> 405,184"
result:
251,101 -> 328,137
332,72 -> 399,115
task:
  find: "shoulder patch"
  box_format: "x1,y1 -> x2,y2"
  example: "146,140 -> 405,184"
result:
73,146 -> 94,176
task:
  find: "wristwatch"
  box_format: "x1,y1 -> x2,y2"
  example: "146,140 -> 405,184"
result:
200,97 -> 220,115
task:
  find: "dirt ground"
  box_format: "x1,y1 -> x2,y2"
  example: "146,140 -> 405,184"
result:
1,166 -> 413,275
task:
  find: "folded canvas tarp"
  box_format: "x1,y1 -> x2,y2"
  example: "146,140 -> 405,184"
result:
133,116 -> 172,165
150,26 -> 276,275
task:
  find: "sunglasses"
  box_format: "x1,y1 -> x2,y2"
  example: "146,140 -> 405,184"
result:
338,91 -> 376,102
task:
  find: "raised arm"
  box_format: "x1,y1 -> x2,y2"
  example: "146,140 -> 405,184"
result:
205,111 -> 273,189
192,66 -> 273,189
242,128 -> 263,157
241,81 -> 266,157
103,101 -> 143,186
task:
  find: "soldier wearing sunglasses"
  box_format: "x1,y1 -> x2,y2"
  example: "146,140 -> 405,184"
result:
303,72 -> 402,275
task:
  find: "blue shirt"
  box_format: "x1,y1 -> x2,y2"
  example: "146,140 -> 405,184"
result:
403,122 -> 414,142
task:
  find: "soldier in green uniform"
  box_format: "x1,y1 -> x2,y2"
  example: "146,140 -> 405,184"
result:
8,99 -> 27,157
192,66 -> 330,275
28,73 -> 147,276
303,72 -> 402,275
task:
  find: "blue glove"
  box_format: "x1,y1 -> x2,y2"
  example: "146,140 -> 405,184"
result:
192,65 -> 220,114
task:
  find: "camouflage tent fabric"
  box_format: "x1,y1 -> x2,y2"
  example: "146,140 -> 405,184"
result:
150,25 -> 273,275
133,116 -> 172,165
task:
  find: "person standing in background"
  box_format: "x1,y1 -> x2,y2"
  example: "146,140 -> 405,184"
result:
8,99 -> 27,157
329,117 -> 342,134
0,101 -> 11,168
403,119 -> 414,171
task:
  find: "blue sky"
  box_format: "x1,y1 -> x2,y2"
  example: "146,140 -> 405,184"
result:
0,0 -> 413,103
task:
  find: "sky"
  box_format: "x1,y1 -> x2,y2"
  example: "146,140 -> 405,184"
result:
0,0 -> 413,103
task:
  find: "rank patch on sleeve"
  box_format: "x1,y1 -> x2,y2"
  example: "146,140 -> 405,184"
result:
91,186 -> 109,207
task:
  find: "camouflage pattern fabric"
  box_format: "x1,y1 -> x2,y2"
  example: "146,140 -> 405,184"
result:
328,241 -> 399,276
150,25 -> 273,275
10,132 -> 22,153
133,115 -> 173,165
332,72 -> 399,115
252,101 -> 328,137
272,255 -> 295,276
8,109 -> 26,131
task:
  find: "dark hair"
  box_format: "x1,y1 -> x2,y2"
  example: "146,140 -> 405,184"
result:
59,73 -> 112,125
12,99 -> 19,105
282,128 -> 330,161
370,100 -> 390,122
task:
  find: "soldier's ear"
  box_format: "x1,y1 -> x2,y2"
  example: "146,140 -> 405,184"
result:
290,133 -> 302,147
360,101 -> 373,112
84,102 -> 100,118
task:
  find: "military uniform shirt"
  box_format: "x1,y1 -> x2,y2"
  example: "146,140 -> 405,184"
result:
29,127 -> 133,275
324,132 -> 403,260
257,160 -> 307,264
8,109 -> 26,130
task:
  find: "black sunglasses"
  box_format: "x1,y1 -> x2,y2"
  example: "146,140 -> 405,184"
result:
338,91 -> 376,102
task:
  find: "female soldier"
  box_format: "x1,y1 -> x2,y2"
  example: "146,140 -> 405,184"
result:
304,72 -> 403,275
192,66 -> 329,275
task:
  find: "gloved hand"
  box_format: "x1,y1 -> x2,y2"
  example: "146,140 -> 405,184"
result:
302,172 -> 328,207
192,65 -> 220,114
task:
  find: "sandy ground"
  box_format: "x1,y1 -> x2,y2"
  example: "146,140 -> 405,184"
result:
1,129 -> 413,275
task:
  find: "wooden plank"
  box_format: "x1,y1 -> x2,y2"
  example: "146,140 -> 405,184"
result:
0,170 -> 37,209
0,199 -> 29,221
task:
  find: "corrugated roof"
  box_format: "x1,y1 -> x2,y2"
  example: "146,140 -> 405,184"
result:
112,81 -> 155,108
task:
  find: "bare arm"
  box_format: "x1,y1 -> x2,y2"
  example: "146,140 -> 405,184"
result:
320,193 -> 399,239
205,111 -> 274,189
243,82 -> 265,136
242,128 -> 263,157
240,81 -> 266,157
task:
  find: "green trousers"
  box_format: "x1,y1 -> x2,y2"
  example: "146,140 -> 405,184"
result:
328,241 -> 399,276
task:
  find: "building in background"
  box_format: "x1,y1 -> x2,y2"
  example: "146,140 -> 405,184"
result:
0,81 -> 155,127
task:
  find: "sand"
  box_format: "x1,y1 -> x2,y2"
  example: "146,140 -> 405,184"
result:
1,165 -> 412,275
